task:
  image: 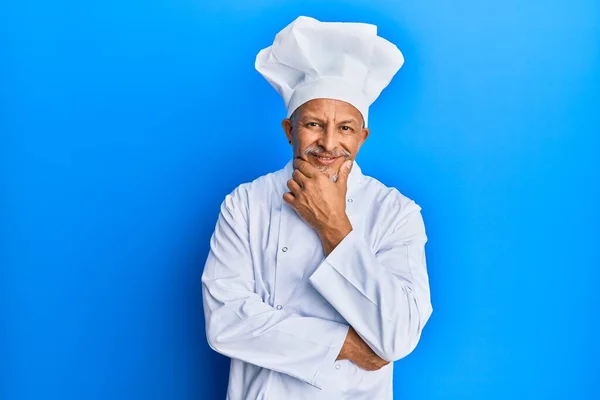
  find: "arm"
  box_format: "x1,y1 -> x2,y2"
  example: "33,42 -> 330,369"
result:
309,201 -> 433,362
201,190 -> 349,389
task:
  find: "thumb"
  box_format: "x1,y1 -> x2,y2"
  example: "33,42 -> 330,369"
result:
337,160 -> 353,184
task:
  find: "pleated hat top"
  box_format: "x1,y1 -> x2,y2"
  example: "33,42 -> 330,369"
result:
255,16 -> 404,126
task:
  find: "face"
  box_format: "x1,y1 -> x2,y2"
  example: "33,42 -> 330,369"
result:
282,98 -> 369,181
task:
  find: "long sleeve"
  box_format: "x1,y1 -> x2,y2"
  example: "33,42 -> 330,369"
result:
308,201 -> 433,362
201,191 -> 349,389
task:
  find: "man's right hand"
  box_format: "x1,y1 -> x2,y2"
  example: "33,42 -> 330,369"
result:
336,327 -> 390,371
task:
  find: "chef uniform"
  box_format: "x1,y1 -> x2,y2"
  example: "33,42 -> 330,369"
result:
202,16 -> 433,400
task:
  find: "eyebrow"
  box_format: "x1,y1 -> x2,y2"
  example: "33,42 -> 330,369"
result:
300,115 -> 325,122
300,116 -> 359,125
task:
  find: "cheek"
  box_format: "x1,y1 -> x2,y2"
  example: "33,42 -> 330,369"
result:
340,136 -> 361,154
291,137 -> 307,157
294,130 -> 319,150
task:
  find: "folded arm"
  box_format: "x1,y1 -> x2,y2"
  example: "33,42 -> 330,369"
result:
309,201 -> 433,362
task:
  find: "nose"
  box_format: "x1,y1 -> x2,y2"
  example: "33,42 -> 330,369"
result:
317,124 -> 338,152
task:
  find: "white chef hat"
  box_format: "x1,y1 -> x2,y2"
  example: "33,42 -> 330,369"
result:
255,16 -> 404,127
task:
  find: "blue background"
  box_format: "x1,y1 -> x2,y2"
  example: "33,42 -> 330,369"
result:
2,0 -> 599,399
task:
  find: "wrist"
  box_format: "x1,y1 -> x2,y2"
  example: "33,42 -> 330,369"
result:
337,327 -> 356,361
318,218 -> 352,255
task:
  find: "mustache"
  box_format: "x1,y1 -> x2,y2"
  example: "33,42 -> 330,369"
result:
304,146 -> 351,159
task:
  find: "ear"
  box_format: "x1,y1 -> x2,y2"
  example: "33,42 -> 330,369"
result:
282,118 -> 293,144
357,127 -> 370,150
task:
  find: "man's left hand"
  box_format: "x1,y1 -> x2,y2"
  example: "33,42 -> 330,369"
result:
283,158 -> 353,255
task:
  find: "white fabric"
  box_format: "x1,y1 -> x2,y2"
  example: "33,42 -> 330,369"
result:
255,16 -> 405,126
202,160 -> 433,399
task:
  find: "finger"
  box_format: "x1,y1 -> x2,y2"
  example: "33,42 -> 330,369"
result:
336,159 -> 353,186
292,169 -> 308,187
283,192 -> 296,205
293,157 -> 318,178
371,360 -> 387,371
287,179 -> 301,195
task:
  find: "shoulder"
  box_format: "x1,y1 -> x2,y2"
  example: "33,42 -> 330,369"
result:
360,174 -> 422,217
222,166 -> 286,214
357,173 -> 426,241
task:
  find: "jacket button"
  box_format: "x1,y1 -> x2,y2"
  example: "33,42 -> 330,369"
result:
276,305 -> 282,310
347,198 -> 353,203
282,247 -> 288,252
335,364 -> 341,370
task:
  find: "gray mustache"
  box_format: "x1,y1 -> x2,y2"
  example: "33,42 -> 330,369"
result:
304,146 -> 350,158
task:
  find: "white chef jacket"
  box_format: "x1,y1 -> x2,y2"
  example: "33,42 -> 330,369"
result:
202,159 -> 433,400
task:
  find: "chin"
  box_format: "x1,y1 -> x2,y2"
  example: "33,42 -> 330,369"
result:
311,162 -> 332,174
313,165 -> 339,182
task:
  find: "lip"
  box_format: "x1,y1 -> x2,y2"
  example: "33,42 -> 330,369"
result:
310,154 -> 340,166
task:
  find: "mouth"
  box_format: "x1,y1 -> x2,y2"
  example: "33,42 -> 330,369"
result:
310,153 -> 340,166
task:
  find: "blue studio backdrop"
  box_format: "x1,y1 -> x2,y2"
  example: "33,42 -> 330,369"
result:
2,1 -> 599,399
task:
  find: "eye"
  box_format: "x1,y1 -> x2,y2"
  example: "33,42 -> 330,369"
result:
306,122 -> 322,128
340,126 -> 354,132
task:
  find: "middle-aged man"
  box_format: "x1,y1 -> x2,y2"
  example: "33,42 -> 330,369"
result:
202,16 -> 433,400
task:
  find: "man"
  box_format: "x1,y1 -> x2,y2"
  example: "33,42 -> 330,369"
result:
202,16 -> 432,399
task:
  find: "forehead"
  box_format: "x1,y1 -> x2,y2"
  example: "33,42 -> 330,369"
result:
298,98 -> 363,122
